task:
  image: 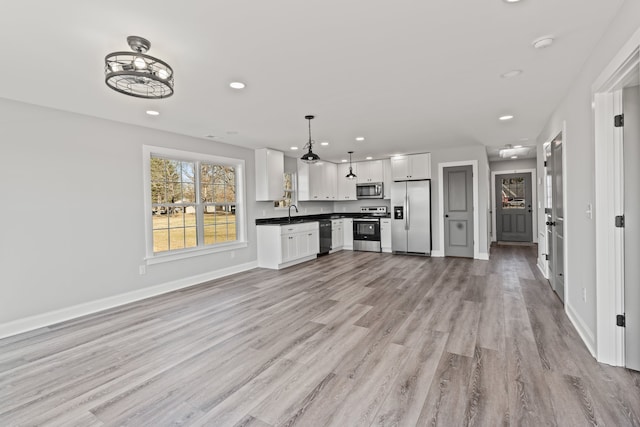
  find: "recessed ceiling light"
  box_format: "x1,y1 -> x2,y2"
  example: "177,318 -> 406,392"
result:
532,36 -> 554,49
355,137 -> 365,141
341,159 -> 348,163
499,115 -> 514,121
503,0 -> 522,3
290,146 -> 299,150
511,156 -> 518,159
229,81 -> 246,89
501,70 -> 523,79
514,145 -> 523,148
366,156 -> 373,160
146,110 -> 160,116
320,141 -> 329,146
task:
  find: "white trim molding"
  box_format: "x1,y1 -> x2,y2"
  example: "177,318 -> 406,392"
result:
0,261 -> 258,339
592,27 -> 640,366
566,302 -> 597,357
437,160 -> 481,259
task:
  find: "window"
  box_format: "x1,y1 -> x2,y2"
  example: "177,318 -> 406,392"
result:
144,146 -> 246,262
273,172 -> 296,209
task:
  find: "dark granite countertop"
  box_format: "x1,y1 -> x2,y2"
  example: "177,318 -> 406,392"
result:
255,212 -> 390,225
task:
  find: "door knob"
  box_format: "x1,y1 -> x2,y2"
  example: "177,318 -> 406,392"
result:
445,214 -> 449,218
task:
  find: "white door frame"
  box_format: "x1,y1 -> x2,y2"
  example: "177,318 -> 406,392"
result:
592,27 -> 640,366
491,169 -> 537,244
437,160 -> 481,259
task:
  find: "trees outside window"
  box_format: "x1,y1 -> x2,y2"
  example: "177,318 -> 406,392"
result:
145,147 -> 244,257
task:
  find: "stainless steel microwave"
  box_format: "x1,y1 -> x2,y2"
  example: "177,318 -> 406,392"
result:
356,182 -> 384,199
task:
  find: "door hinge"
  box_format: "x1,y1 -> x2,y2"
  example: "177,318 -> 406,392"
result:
544,254 -> 549,261
544,161 -> 547,167
615,215 -> 625,228
617,314 -> 626,327
614,114 -> 624,127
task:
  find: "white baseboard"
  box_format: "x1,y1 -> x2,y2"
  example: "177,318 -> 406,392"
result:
566,302 -> 597,358
476,252 -> 490,261
431,250 -> 445,257
0,261 -> 258,339
537,261 -> 549,279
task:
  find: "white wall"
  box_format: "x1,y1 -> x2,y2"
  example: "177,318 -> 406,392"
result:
489,158 -> 537,172
535,1 -> 640,352
0,98 -> 259,328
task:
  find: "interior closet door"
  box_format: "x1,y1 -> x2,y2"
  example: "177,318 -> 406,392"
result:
549,132 -> 564,303
444,165 -> 473,258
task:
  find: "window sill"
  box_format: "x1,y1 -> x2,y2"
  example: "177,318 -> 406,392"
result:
145,241 -> 248,265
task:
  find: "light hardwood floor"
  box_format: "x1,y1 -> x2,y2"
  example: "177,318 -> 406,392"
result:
1,245 -> 640,426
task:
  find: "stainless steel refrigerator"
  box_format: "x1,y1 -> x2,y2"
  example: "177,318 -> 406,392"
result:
391,180 -> 431,255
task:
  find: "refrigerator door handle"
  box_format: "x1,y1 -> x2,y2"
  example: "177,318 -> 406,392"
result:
406,194 -> 410,231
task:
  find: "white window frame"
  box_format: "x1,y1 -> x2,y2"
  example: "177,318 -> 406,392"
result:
142,145 -> 247,265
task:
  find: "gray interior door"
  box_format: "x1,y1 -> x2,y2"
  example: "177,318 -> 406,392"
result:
444,165 -> 473,258
624,84 -> 640,371
551,132 -> 565,302
495,173 -> 533,242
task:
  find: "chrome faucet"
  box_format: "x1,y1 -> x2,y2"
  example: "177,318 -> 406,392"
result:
288,204 -> 299,223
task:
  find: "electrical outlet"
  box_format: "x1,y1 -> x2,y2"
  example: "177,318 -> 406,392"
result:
586,203 -> 593,219
321,207 -> 324,213
139,265 -> 146,275
583,288 -> 587,302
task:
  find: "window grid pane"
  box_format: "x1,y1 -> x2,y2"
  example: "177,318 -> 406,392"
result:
151,155 -> 237,253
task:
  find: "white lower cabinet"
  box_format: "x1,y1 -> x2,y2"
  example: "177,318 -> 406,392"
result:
331,219 -> 344,252
343,218 -> 354,250
257,222 -> 319,269
381,218 -> 392,253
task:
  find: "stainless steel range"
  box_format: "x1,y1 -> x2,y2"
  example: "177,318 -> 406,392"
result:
353,206 -> 387,252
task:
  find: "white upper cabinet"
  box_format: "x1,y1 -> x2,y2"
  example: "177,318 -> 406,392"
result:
391,153 -> 431,180
297,160 -> 337,201
382,158 -> 392,199
324,162 -> 337,201
255,148 -> 284,201
337,163 -> 357,200
356,160 -> 384,183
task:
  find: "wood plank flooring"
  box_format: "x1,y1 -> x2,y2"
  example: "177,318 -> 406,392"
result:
1,245 -> 640,426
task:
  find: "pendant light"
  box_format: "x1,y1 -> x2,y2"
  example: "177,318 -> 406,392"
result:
346,151 -> 357,180
300,115 -> 320,163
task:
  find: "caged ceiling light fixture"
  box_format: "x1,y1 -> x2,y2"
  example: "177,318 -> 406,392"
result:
105,36 -> 174,99
345,151 -> 357,180
300,115 -> 320,163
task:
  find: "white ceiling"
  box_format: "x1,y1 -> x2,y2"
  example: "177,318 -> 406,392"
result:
0,0 -> 623,163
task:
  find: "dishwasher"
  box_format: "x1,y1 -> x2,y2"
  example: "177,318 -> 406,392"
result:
318,220 -> 332,255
